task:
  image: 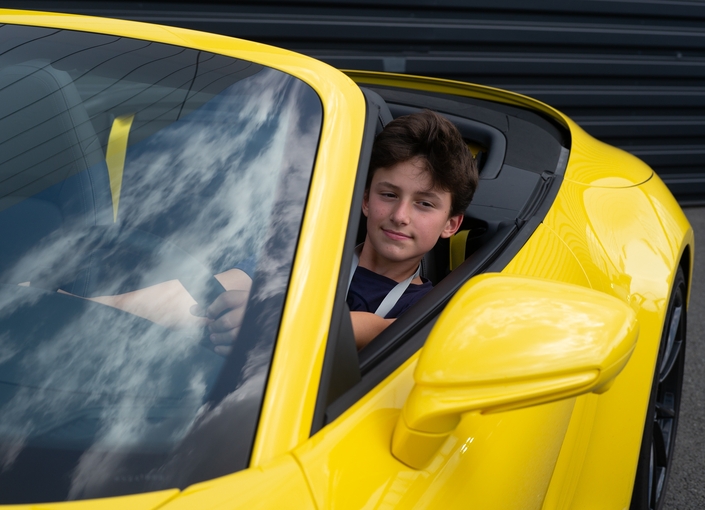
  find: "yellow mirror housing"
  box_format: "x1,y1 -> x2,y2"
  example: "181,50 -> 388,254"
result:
392,273 -> 638,469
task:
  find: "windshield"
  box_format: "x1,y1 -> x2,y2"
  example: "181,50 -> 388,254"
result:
0,25 -> 322,503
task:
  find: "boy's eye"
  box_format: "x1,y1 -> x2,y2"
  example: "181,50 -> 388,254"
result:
418,201 -> 434,208
380,192 -> 396,199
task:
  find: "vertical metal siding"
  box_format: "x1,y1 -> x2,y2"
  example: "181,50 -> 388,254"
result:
15,0 -> 705,203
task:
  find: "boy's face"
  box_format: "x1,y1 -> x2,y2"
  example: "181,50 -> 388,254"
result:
362,157 -> 463,270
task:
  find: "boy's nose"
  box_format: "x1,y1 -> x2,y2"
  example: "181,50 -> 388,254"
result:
390,200 -> 411,225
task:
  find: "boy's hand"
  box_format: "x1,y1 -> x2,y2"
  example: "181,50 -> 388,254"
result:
191,268 -> 252,356
191,289 -> 249,356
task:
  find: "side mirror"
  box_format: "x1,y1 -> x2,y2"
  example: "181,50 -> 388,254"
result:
392,273 -> 638,469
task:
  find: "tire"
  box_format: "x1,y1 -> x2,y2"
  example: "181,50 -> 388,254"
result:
630,267 -> 687,510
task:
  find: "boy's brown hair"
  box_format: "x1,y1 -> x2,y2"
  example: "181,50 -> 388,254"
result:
368,109 -> 478,217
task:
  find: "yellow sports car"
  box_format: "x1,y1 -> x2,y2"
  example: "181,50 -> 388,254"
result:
0,9 -> 693,510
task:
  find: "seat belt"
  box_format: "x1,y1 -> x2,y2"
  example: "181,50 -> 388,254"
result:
346,244 -> 421,318
106,114 -> 135,222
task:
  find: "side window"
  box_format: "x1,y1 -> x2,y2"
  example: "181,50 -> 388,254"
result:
311,85 -> 569,434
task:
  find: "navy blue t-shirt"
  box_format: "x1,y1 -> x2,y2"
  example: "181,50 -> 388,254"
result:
346,266 -> 433,319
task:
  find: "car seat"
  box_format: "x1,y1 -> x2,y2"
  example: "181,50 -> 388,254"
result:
0,61 -> 112,283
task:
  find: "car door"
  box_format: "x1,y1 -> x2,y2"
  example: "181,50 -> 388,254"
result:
270,85 -> 633,509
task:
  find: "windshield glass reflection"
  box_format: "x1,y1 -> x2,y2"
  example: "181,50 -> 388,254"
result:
0,25 -> 321,503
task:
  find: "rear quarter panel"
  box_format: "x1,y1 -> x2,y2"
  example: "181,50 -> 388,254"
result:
520,121 -> 694,509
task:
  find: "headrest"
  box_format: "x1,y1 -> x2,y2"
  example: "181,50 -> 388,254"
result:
361,87 -> 393,135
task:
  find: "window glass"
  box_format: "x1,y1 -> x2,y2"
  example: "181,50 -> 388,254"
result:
0,24 -> 321,502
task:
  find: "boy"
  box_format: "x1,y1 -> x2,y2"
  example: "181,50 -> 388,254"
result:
348,109 -> 478,348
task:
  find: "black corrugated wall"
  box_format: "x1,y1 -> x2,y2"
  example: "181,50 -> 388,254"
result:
15,0 -> 705,204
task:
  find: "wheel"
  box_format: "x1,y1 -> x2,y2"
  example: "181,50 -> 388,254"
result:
630,267 -> 686,510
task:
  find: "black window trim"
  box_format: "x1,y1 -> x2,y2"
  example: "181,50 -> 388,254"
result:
309,87 -> 378,435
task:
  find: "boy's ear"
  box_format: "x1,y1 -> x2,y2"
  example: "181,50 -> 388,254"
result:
361,189 -> 370,217
440,213 -> 464,239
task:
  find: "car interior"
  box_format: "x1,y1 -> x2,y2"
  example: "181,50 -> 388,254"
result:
0,61 -> 113,282
311,84 -> 571,431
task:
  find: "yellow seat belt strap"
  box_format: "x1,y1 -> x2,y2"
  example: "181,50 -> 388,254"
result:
105,114 -> 135,222
449,229 -> 471,271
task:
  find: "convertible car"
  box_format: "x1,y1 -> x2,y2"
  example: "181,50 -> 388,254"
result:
0,9 -> 693,510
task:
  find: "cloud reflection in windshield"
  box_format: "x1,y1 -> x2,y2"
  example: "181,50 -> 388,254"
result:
0,65 -> 321,498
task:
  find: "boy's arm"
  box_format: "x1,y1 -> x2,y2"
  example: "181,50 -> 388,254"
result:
68,268 -> 251,355
350,311 -> 395,350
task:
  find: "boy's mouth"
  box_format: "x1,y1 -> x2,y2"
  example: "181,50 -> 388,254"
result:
382,228 -> 412,241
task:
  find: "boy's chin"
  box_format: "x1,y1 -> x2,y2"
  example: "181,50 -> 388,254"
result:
376,246 -> 424,265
